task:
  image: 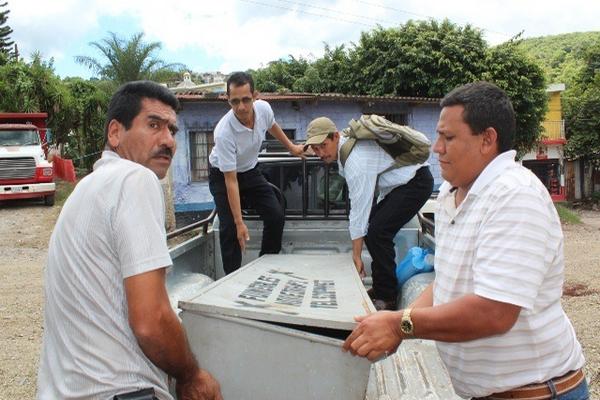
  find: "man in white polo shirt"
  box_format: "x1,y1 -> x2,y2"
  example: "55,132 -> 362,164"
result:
38,81 -> 222,400
343,82 -> 588,399
209,72 -> 304,274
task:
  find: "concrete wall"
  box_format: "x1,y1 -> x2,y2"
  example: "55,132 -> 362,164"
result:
173,102 -> 229,213
173,100 -> 442,216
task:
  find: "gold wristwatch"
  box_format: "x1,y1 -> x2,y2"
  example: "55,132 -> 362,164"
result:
400,308 -> 414,336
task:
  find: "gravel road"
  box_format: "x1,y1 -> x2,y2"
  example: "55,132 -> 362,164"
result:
1,200 -> 599,399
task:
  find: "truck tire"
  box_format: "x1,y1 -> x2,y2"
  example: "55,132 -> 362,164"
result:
44,194 -> 55,206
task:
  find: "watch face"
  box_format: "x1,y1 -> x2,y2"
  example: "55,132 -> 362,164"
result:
401,319 -> 412,333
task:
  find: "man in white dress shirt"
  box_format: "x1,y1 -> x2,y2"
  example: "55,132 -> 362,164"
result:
304,116 -> 433,310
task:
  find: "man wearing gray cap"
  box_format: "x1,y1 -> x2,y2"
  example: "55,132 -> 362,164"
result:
304,117 -> 433,310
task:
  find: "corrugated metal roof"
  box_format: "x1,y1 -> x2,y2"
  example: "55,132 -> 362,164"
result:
176,91 -> 440,103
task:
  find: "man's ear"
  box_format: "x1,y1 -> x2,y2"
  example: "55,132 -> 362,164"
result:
106,119 -> 123,150
252,90 -> 259,100
481,127 -> 499,156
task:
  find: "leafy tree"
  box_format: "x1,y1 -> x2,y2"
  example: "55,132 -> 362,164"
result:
0,53 -> 71,138
252,19 -> 547,151
565,90 -> 600,167
565,43 -> 600,168
518,32 -> 600,87
349,20 -> 488,97
75,31 -> 185,85
251,55 -> 311,92
0,1 -> 14,63
482,41 -> 547,152
0,50 -> 111,171
60,78 -> 111,171
294,44 -> 354,93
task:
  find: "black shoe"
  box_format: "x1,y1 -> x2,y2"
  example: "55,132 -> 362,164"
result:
367,288 -> 376,300
367,288 -> 397,310
371,298 -> 397,311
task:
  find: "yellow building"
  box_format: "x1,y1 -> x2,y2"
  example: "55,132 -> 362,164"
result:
522,84 -> 566,201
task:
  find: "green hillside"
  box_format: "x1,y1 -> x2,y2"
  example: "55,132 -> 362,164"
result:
518,32 -> 600,87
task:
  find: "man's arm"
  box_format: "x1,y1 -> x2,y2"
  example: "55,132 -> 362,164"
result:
125,268 -> 222,400
343,294 -> 520,361
268,122 -> 305,157
223,170 -> 249,252
352,237 -> 366,277
409,282 -> 433,308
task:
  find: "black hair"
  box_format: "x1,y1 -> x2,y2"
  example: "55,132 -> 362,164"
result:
440,81 -> 516,153
227,71 -> 254,95
104,80 -> 179,141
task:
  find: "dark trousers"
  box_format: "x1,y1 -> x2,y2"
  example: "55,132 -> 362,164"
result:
209,166 -> 284,274
364,166 -> 434,301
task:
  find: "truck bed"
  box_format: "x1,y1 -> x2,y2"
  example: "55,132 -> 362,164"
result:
167,215 -> 460,399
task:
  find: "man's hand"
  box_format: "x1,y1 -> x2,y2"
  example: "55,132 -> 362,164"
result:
343,311 -> 403,362
352,254 -> 366,278
176,368 -> 223,400
289,143 -> 306,158
236,221 -> 250,252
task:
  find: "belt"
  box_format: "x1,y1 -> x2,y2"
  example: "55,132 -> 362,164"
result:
475,369 -> 585,400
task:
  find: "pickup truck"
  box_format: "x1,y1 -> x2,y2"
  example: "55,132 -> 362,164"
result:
0,115 -> 55,206
166,154 -> 460,399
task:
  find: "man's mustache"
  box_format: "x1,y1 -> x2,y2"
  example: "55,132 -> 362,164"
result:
153,147 -> 173,158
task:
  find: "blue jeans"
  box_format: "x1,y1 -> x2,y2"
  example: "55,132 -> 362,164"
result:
473,377 -> 589,400
556,377 -> 589,400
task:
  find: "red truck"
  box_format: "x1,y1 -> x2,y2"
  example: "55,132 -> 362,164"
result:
0,113 -> 56,206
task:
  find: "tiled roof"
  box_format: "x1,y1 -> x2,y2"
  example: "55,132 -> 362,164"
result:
176,91 -> 440,103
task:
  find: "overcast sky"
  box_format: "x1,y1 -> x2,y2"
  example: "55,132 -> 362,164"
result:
7,0 -> 600,79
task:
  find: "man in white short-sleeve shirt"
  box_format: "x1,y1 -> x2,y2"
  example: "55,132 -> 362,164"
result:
37,81 -> 222,400
344,82 -> 588,399
208,72 -> 304,274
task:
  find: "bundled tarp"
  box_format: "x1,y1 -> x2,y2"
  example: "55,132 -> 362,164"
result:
340,114 -> 431,169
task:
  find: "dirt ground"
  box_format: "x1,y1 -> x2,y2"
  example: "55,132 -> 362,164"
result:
1,200 -> 599,399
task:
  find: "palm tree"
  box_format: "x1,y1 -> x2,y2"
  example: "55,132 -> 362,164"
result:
75,31 -> 184,84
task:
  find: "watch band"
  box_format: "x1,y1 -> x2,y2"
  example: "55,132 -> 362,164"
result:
401,307 -> 414,336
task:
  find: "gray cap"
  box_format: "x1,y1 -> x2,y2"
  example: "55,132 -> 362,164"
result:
303,117 -> 338,150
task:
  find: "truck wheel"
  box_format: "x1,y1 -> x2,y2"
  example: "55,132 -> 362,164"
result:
44,194 -> 55,206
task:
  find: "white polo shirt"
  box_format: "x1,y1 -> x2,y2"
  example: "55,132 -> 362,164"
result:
37,151 -> 174,400
433,150 -> 584,398
209,99 -> 275,173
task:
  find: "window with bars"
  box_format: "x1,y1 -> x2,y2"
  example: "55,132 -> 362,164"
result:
189,130 -> 214,182
261,128 -> 296,152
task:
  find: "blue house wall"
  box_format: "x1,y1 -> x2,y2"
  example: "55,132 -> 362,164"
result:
173,99 -> 442,216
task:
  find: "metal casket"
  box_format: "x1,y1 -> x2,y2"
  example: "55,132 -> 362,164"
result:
179,254 -> 375,400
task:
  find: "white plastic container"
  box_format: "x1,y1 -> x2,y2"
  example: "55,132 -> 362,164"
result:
179,254 -> 374,400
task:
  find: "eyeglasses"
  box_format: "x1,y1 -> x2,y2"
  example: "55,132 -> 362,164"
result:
228,97 -> 253,107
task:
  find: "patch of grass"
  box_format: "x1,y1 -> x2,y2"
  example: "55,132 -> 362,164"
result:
555,203 -> 582,224
54,179 -> 78,206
